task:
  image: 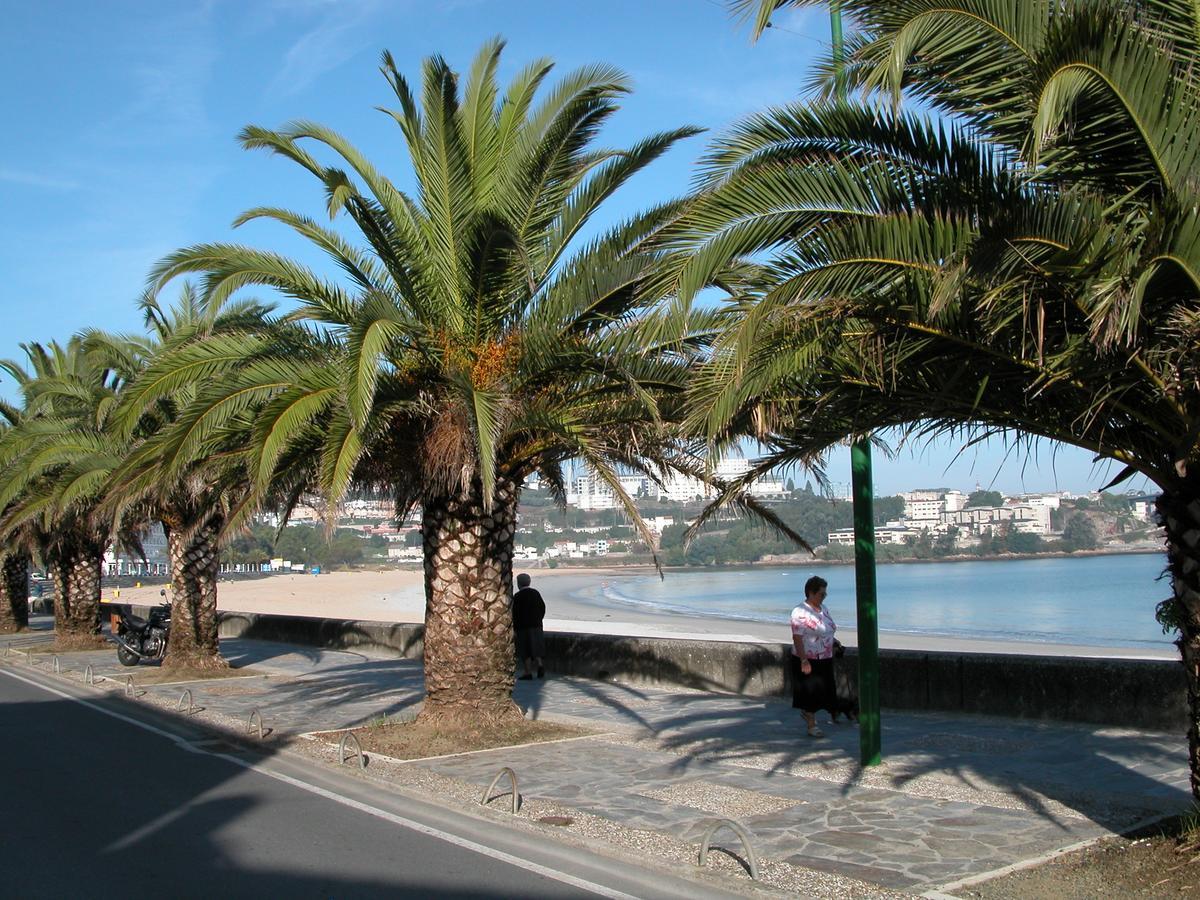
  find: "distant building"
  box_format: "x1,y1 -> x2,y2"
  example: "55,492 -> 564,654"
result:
567,468 -> 649,510
104,522 -> 169,577
827,526 -> 916,546
942,503 -> 1048,536
1129,495 -> 1158,522
899,489 -> 965,534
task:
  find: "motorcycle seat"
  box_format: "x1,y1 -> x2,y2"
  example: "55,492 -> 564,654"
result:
124,613 -> 149,629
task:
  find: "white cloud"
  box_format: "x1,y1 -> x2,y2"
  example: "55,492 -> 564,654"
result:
264,0 -> 388,98
0,168 -> 79,191
93,4 -> 220,146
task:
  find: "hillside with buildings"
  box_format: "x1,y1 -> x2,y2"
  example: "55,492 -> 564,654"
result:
92,468 -> 1165,577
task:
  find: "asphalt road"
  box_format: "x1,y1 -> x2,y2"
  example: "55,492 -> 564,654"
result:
0,665 -> 730,899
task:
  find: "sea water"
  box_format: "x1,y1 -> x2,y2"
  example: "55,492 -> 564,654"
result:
582,553 -> 1174,651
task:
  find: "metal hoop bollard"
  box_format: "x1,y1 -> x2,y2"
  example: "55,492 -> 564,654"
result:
697,819 -> 760,881
177,689 -> 194,715
52,656 -> 60,674
125,675 -> 137,697
247,709 -> 265,740
480,767 -> 520,814
338,732 -> 367,770
84,664 -> 95,685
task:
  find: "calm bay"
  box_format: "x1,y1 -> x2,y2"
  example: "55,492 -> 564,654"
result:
576,552 -> 1174,652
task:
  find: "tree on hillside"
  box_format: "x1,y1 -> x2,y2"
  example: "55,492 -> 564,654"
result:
1004,530 -> 1043,555
934,526 -> 958,556
688,0 -> 1200,797
143,40 -> 748,722
1062,514 -> 1099,552
966,490 -> 1003,509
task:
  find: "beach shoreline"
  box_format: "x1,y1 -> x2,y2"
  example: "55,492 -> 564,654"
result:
549,544 -> 1166,570
107,566 -> 1177,662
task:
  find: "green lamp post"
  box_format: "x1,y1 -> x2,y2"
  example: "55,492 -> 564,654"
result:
829,1 -> 882,767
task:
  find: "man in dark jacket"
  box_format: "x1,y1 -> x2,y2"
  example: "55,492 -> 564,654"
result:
512,573 -> 546,680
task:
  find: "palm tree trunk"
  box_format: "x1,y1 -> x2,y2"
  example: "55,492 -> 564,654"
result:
163,517 -> 226,669
1158,480 -> 1200,801
420,476 -> 521,723
48,540 -> 104,646
0,552 -> 30,633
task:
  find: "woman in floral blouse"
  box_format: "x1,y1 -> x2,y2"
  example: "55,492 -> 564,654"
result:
790,575 -> 838,737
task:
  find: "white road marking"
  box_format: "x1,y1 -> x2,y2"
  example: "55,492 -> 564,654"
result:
0,666 -> 636,900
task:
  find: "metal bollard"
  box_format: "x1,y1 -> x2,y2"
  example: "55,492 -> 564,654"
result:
53,656 -> 60,674
480,767 -> 520,814
338,732 -> 367,770
697,818 -> 760,881
125,675 -> 137,697
84,664 -> 95,685
247,709 -> 264,740
177,689 -> 194,715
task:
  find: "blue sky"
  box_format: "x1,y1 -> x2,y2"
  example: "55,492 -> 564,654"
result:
0,0 -> 1148,497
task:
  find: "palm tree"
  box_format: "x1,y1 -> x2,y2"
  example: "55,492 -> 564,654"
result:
0,339 -> 129,645
144,40 -> 719,722
680,1 -> 1200,796
103,287 -> 296,669
0,551 -> 30,634
0,400 -> 32,634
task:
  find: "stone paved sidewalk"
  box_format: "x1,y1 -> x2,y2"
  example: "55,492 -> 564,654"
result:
3,625 -> 1192,894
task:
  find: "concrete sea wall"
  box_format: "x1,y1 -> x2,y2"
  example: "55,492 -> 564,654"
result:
216,611 -> 1187,732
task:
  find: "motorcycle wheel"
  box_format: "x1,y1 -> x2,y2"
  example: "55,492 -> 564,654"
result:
116,643 -> 140,667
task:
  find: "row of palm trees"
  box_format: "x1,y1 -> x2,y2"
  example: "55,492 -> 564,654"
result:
2,3 -> 1199,795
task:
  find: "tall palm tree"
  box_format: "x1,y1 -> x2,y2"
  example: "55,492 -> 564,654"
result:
0,551 -> 30,634
682,1 -> 1200,796
104,287 -> 299,668
0,339 -> 130,645
0,409 -> 31,634
144,40 -> 720,722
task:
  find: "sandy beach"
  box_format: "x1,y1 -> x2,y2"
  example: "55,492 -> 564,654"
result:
109,566 -> 1177,661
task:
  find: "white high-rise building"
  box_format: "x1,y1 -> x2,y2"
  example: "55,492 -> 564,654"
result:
568,468 -> 651,510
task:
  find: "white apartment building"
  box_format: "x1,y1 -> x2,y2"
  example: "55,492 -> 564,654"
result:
900,489 -> 965,531
387,545 -> 422,560
645,515 -> 676,535
942,503 -> 1049,535
713,457 -> 787,497
568,469 -> 650,510
1130,495 -> 1156,521
827,526 -> 916,546
565,458 -> 786,507
343,498 -> 393,519
657,472 -> 712,503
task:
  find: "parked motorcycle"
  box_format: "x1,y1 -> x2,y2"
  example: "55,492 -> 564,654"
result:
113,589 -> 171,666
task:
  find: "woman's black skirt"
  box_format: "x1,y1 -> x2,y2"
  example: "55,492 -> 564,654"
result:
791,655 -> 836,714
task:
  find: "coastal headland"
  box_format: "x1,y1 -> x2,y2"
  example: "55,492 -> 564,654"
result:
109,566 -> 1177,661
